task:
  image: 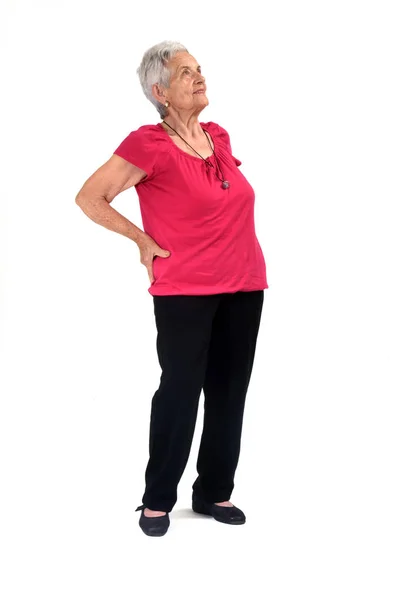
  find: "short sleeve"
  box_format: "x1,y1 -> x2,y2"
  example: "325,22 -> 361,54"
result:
207,122 -> 242,166
113,126 -> 161,182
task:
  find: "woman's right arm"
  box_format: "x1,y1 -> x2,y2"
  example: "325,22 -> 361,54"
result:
75,153 -> 147,244
75,154 -> 170,284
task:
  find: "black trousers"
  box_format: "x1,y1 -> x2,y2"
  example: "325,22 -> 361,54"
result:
139,290 -> 264,513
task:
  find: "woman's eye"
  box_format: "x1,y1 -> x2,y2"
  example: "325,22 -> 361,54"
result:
182,68 -> 201,77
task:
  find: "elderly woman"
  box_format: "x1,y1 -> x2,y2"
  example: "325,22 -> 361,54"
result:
75,40 -> 268,537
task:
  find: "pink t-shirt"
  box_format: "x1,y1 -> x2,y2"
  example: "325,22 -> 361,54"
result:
113,121 -> 268,296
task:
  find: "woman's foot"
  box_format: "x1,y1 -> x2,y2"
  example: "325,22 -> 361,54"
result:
136,505 -> 170,536
144,508 -> 167,517
192,493 -> 246,524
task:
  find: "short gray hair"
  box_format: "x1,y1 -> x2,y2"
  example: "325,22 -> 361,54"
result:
136,40 -> 189,119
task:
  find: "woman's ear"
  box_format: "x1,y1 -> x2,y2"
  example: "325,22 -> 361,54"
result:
152,83 -> 165,104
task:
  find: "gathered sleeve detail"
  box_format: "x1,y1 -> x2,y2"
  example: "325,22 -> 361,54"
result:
205,121 -> 242,166
113,125 -> 168,183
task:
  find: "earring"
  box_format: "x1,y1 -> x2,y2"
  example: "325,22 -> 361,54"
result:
165,101 -> 169,107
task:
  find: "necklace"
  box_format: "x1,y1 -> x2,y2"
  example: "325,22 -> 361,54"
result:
161,121 -> 230,189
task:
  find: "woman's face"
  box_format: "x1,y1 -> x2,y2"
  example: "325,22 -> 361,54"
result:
161,51 -> 208,113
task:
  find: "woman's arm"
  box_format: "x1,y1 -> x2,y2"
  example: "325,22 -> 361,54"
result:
75,154 -> 147,243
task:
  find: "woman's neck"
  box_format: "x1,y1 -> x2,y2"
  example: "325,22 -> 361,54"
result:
160,115 -> 203,140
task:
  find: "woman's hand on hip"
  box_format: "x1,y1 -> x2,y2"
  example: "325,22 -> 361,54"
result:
136,233 -> 170,284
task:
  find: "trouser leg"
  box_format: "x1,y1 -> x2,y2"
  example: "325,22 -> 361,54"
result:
141,294 -> 219,512
192,290 -> 264,503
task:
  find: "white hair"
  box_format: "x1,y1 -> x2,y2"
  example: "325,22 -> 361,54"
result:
136,40 -> 189,119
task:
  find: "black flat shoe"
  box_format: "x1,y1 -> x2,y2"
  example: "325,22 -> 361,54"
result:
135,504 -> 170,536
192,492 -> 246,525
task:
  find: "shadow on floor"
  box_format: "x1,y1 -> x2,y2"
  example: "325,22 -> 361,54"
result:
171,508 -> 210,520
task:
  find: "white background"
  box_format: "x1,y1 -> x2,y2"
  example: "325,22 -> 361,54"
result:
1,0 -> 399,598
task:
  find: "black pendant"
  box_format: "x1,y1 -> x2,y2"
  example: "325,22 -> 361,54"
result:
222,180 -> 230,189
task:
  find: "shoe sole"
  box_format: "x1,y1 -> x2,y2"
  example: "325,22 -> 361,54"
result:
139,526 -> 169,537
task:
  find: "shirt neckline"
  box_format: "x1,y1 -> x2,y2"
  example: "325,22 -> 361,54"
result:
156,122 -> 216,162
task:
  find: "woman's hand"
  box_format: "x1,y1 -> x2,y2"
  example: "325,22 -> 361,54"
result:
136,233 -> 171,284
